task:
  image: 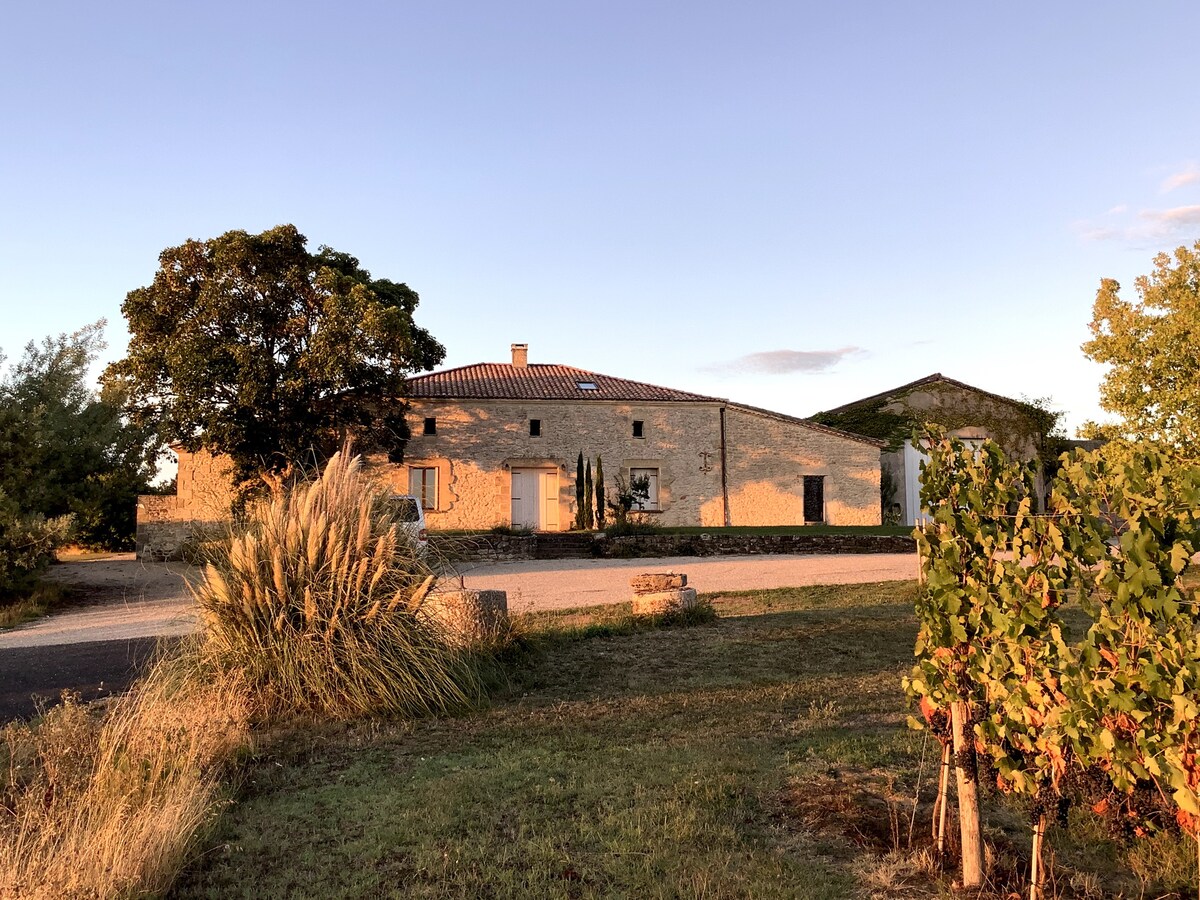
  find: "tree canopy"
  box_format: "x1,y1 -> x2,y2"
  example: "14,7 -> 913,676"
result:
1082,240 -> 1200,454
0,321 -> 157,550
105,225 -> 445,482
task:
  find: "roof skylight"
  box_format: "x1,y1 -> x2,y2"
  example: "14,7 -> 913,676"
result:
576,381 -> 598,391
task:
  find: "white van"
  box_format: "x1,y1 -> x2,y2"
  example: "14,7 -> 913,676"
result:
387,494 -> 428,553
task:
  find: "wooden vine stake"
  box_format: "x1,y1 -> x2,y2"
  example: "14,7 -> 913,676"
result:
1029,814 -> 1046,900
951,701 -> 983,888
933,742 -> 951,857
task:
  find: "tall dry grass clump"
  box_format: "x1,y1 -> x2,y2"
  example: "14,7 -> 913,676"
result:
0,651 -> 251,899
194,449 -> 479,719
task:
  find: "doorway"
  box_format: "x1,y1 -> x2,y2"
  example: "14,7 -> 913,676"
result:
510,468 -> 560,530
803,475 -> 825,524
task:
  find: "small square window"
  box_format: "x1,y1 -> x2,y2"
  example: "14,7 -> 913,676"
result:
422,417 -> 436,436
632,420 -> 644,438
529,419 -> 541,437
576,381 -> 598,391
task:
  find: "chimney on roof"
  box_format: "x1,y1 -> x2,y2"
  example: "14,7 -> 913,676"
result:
511,343 -> 528,367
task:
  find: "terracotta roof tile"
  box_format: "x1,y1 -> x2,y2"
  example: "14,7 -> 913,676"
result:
407,363 -> 722,403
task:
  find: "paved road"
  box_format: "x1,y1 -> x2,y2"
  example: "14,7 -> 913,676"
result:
0,637 -> 179,721
0,551 -> 917,720
457,553 -> 918,612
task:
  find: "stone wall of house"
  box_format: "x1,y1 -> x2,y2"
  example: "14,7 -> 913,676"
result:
136,448 -> 235,560
382,399 -> 728,530
884,382 -> 1046,519
722,406 -> 881,526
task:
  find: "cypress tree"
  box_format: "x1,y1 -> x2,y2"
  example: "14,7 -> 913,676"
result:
575,451 -> 586,529
594,455 -> 606,530
583,459 -> 594,529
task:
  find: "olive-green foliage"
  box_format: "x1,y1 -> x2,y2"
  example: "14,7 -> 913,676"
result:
810,399 -> 914,449
906,428 -> 1200,839
105,225 -> 445,483
0,322 -> 156,551
574,451 -> 586,530
193,450 -> 479,720
1083,241 -> 1200,455
583,458 -> 593,529
594,454 -> 605,530
0,489 -> 72,598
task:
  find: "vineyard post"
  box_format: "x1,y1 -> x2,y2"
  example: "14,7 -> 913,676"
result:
951,700 -> 983,887
1029,814 -> 1046,900
935,743 -> 950,857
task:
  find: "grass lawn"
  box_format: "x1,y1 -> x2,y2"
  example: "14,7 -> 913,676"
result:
0,580 -> 71,629
171,583 -> 1196,899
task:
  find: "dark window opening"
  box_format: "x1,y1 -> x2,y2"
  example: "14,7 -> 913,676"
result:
632,420 -> 644,438
423,417 -> 437,436
803,475 -> 825,523
529,419 -> 541,436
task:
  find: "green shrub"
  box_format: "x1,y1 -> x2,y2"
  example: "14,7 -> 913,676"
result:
488,523 -> 532,537
193,451 -> 480,720
602,515 -> 663,538
0,490 -> 71,599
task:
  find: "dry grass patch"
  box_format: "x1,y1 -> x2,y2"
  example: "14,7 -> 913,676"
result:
0,650 -> 251,899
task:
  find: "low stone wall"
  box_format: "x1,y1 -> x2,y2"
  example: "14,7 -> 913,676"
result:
431,531 -> 914,562
428,533 -> 538,562
141,521 -> 914,563
598,532 -> 915,559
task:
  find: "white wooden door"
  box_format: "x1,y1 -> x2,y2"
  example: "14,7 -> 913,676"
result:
512,468 -> 559,530
511,469 -> 538,529
539,470 -> 559,530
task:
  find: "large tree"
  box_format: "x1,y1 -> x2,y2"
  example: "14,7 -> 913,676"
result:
105,225 -> 445,482
1082,240 -> 1200,454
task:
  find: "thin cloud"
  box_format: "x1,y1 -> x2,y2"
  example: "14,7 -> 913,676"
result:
1161,164 -> 1200,193
702,347 -> 863,375
1077,204 -> 1200,244
1139,204 -> 1200,226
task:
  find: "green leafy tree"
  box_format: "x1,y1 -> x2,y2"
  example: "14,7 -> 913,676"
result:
594,455 -> 606,530
105,225 -> 445,484
574,452 -> 586,529
583,459 -> 593,529
1082,241 -> 1200,454
0,322 -> 157,550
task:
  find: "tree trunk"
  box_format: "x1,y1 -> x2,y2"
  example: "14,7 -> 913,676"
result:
951,701 -> 983,888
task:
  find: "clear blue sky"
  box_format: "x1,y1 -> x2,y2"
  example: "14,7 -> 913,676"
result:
3,1 -> 1199,435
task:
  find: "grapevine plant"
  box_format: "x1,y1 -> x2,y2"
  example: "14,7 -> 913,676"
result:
904,428 -> 1200,897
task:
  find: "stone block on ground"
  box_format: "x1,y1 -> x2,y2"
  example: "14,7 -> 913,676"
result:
422,588 -> 509,647
631,587 -> 697,616
630,572 -> 687,593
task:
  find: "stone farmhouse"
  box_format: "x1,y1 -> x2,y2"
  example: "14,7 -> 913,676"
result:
811,373 -> 1056,525
137,344 -> 882,556
387,344 -> 881,531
